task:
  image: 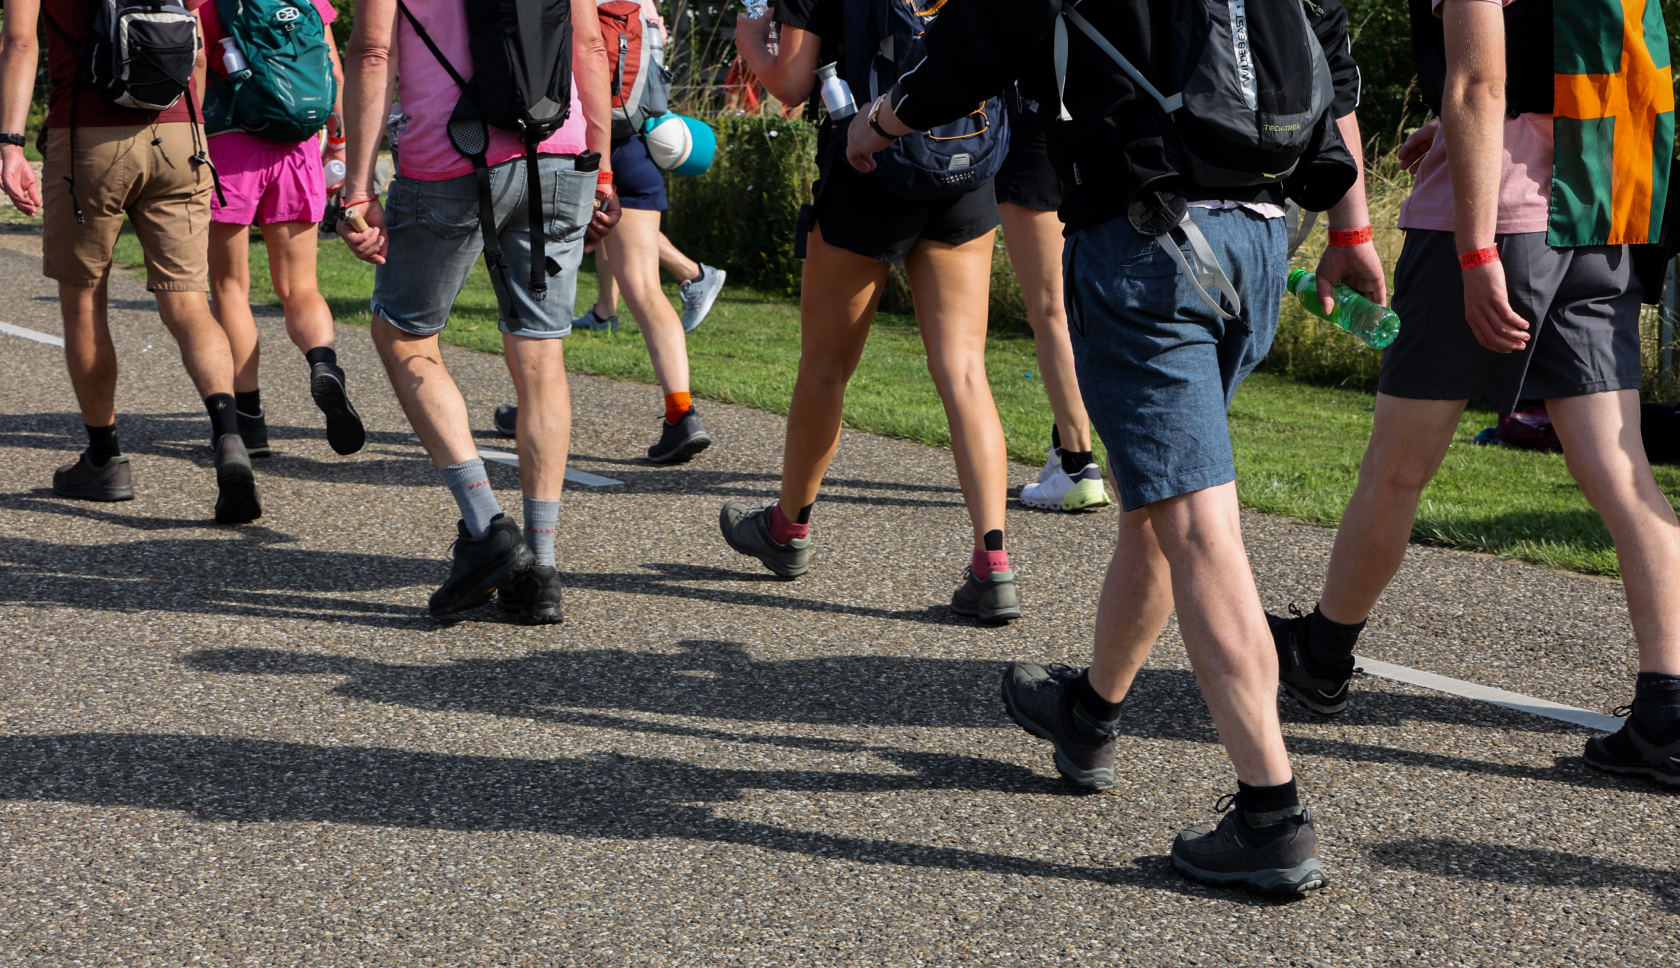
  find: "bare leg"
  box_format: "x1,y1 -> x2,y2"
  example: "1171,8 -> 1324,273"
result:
207,223 -> 261,393
263,221 -> 337,354
1548,390 -> 1680,674
999,201 -> 1091,452
777,222 -> 888,514
591,243 -> 619,320
59,278 -> 118,427
370,316 -> 478,469
1087,505 -> 1176,701
604,208 -> 689,397
503,333 -> 571,501
658,231 -> 700,282
1316,394 -> 1466,624
153,290 -> 236,400
903,230 -> 1010,546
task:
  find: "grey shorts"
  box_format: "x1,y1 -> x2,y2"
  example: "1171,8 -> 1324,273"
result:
1382,230 -> 1644,413
372,154 -> 595,339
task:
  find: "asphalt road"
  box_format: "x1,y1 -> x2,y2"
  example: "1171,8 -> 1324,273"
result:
0,229 -> 1674,966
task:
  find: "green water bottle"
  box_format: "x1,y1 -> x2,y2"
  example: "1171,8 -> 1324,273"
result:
1286,268 -> 1401,349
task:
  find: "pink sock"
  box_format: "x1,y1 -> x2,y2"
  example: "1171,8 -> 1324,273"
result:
971,549 -> 1011,580
769,504 -> 809,545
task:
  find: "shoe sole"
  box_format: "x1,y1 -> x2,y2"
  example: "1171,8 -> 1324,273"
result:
681,274 -> 726,333
998,669 -> 1112,791
214,455 -> 262,524
649,431 -> 712,465
494,421 -> 517,439
1582,754 -> 1680,786
53,481 -> 135,502
951,598 -> 1022,623
312,371 -> 367,456
1019,480 -> 1111,512
497,596 -> 564,625
1171,855 -> 1329,896
1282,682 -> 1349,716
719,507 -> 808,580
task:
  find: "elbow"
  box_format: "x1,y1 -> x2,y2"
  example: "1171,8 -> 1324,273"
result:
347,41 -> 393,74
1445,71 -> 1506,111
2,36 -> 38,61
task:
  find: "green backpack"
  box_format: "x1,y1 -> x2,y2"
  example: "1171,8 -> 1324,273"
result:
202,0 -> 337,142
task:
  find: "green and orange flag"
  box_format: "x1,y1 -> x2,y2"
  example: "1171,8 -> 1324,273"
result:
1551,0 -> 1674,246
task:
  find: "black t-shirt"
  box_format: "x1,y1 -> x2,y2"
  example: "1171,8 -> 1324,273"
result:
773,0 -> 845,69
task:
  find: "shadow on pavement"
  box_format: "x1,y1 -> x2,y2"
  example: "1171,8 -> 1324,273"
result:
0,731 -> 1304,904
1369,837 -> 1679,912
560,563 -> 974,625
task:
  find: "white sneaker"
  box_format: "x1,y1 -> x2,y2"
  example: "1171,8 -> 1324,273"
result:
1021,460 -> 1111,511
1036,446 -> 1061,484
679,265 -> 727,333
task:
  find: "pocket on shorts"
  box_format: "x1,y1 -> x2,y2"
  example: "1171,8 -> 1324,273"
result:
1113,236 -> 1180,277
547,166 -> 595,243
411,176 -> 481,240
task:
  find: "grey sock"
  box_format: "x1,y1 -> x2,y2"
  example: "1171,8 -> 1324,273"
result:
440,458 -> 501,538
523,498 -> 560,566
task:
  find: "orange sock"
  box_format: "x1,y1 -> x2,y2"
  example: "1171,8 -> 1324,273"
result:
664,392 -> 692,424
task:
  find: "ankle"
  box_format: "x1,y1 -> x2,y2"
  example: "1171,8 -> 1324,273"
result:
664,391 -> 692,425
84,421 -> 120,464
304,345 -> 338,368
768,503 -> 809,545
1235,778 -> 1303,835
1068,669 -> 1123,736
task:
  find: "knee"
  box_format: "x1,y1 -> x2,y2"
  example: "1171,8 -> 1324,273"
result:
926,355 -> 987,397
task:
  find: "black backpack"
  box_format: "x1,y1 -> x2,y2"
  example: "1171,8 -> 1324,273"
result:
43,1 -> 216,224
398,0 -> 575,325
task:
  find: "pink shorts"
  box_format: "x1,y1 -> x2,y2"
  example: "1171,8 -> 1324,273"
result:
208,132 -> 327,225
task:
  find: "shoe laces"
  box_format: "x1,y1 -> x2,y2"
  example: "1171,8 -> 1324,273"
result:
1612,704 -> 1634,719
1213,792 -> 1239,815
1287,602 -> 1306,620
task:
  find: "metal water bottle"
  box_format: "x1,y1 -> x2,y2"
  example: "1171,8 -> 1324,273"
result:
815,62 -> 856,120
218,38 -> 251,82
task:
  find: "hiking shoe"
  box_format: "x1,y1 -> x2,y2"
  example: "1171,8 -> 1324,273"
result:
238,409 -> 272,458
429,514 -> 534,620
52,452 -> 134,502
951,565 -> 1022,623
1269,604 -> 1355,715
1171,797 -> 1329,896
648,406 -> 711,464
572,308 -> 619,333
678,265 -> 727,333
310,361 -> 366,456
719,500 -> 809,579
213,433 -> 262,524
493,403 -> 519,439
999,661 -> 1117,791
1021,461 -> 1110,511
1583,708 -> 1680,786
497,563 -> 565,625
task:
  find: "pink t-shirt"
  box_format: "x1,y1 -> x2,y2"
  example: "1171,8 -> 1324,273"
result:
204,0 -> 339,165
395,0 -> 587,180
1397,0 -> 1551,234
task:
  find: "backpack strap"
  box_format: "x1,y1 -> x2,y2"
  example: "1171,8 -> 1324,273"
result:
42,9 -> 87,223
1054,4 -> 1181,118
1156,210 -> 1243,323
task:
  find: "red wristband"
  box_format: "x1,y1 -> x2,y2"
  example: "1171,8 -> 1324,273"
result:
341,195 -> 377,210
1458,246 -> 1499,270
1328,225 -> 1371,246
596,170 -> 614,185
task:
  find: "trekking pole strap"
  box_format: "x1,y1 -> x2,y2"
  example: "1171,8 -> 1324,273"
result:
1154,210 -> 1242,322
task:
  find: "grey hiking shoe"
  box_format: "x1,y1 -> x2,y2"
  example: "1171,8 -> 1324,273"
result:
429,514 -> 534,620
497,563 -> 564,625
999,662 -> 1117,791
648,406 -> 712,464
951,565 -> 1021,623
719,500 -> 809,579
53,452 -> 134,502
1171,797 -> 1329,896
1269,604 -> 1356,715
1583,707 -> 1680,786
493,403 -> 519,439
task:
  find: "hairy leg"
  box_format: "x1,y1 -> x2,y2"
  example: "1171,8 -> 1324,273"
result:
503,333 -> 571,501
370,316 -> 477,469
153,290 -> 236,400
58,277 -> 118,427
1087,505 -> 1176,701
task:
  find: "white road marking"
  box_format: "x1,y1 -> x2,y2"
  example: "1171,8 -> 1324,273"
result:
1356,656 -> 1624,732
0,321 -> 65,348
407,437 -> 622,486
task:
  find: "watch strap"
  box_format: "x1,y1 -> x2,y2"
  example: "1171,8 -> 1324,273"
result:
0,133 -> 25,148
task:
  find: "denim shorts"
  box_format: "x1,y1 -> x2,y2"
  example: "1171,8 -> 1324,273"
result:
372,154 -> 595,339
1065,206 -> 1285,511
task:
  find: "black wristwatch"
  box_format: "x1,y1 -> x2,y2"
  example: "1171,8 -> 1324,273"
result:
867,98 -> 902,142
0,133 -> 24,148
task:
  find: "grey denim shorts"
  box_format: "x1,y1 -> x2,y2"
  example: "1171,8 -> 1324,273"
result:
1382,229 -> 1644,413
372,154 -> 596,339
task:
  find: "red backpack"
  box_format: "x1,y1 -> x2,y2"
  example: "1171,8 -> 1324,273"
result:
595,0 -> 670,140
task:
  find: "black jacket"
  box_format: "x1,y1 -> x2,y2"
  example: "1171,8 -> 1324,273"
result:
890,0 -> 1362,234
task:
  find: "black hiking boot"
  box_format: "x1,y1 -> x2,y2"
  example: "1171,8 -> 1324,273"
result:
213,434 -> 262,524
311,361 -> 366,455
1269,604 -> 1356,715
1171,797 -> 1329,896
497,563 -> 565,625
429,514 -> 533,620
53,452 -> 134,502
998,662 -> 1118,791
238,410 -> 272,458
1583,708 -> 1680,786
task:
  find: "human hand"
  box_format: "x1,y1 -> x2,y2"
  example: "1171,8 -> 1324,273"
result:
1,145 -> 41,217
1314,241 -> 1387,314
337,196 -> 389,264
585,192 -> 621,254
1397,118 -> 1438,174
845,99 -> 900,173
1461,259 -> 1529,353
733,8 -> 771,52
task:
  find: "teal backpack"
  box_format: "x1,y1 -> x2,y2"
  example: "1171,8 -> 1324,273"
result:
202,0 -> 337,142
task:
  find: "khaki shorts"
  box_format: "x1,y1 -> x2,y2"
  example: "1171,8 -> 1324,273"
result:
41,124 -> 212,292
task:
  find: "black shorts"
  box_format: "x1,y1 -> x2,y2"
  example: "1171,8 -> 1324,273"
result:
812,153 -> 999,264
611,135 -> 667,212
993,123 -> 1061,212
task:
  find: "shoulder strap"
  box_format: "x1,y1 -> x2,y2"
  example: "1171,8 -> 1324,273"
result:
396,0 -> 472,93
1054,3 -> 1181,119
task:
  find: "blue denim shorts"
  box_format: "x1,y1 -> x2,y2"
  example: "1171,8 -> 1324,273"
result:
1065,206 -> 1285,511
372,154 -> 595,339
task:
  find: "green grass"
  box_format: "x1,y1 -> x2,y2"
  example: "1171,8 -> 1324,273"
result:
98,224 -> 1680,579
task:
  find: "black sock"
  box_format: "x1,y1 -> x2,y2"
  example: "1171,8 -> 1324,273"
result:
234,389 -> 262,417
1632,672 -> 1680,739
1051,424 -> 1062,452
205,393 -> 239,444
1307,605 -> 1364,673
1069,670 -> 1124,735
982,528 -> 1004,552
305,346 -> 338,368
1235,779 -> 1303,834
688,266 -> 704,284
795,502 -> 813,525
85,422 -> 120,464
1060,448 -> 1094,476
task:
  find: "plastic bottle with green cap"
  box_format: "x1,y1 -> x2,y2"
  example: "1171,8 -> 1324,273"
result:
1286,268 -> 1401,349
